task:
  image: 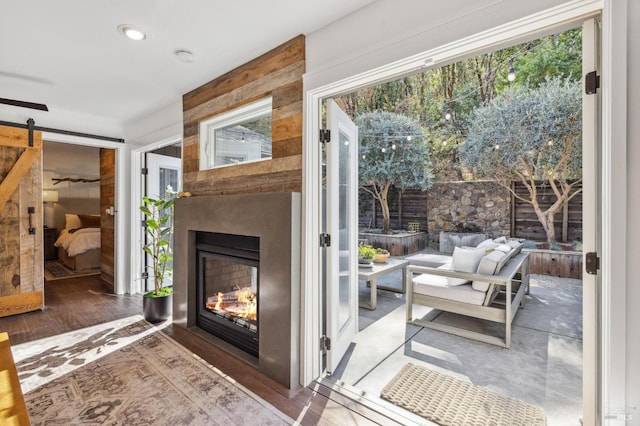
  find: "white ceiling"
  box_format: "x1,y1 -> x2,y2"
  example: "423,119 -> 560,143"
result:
0,0 -> 375,136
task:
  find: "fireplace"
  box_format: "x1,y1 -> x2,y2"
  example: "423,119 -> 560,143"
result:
196,232 -> 259,357
173,192 -> 301,389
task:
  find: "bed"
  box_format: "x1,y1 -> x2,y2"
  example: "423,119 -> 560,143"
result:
54,214 -> 101,270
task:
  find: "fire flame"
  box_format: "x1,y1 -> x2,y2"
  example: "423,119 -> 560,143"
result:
207,287 -> 257,321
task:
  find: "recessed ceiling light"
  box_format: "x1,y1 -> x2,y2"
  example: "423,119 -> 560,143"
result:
175,49 -> 195,63
117,24 -> 147,41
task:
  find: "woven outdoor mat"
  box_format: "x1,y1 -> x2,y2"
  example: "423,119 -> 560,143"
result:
381,363 -> 546,426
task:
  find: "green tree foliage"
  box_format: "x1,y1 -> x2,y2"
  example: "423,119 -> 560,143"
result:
461,77 -> 582,243
356,111 -> 433,233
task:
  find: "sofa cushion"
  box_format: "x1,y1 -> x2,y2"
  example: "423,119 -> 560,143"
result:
495,243 -> 512,253
413,274 -> 486,305
448,246 -> 485,286
493,236 -> 508,244
472,251 -> 506,292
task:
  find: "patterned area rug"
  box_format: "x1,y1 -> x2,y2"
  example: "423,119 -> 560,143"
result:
44,260 -> 101,281
12,316 -> 291,425
381,363 -> 546,426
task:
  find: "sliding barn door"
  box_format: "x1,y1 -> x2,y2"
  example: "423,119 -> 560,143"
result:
100,148 -> 116,286
0,125 -> 44,316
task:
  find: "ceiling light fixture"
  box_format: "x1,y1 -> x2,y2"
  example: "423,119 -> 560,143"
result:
118,24 -> 147,41
175,49 -> 195,63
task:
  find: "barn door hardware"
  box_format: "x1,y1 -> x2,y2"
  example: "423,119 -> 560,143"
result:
27,206 -> 36,234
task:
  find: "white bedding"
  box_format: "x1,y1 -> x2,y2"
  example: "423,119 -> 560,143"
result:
54,228 -> 101,257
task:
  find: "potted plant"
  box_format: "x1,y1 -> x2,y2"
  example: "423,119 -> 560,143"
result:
358,243 -> 376,265
140,188 -> 175,323
372,247 -> 390,263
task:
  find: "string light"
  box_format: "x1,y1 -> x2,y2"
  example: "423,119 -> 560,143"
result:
507,58 -> 516,82
406,135 -> 412,141
445,110 -> 452,120
391,143 -> 396,150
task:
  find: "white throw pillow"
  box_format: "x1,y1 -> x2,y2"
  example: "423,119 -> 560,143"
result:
65,214 -> 81,230
495,244 -> 512,253
448,246 -> 485,286
476,238 -> 495,249
472,251 -> 506,292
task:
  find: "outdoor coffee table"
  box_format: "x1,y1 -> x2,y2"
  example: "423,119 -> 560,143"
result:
358,258 -> 410,310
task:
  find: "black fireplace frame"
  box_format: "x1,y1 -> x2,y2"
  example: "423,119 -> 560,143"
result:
195,232 -> 260,358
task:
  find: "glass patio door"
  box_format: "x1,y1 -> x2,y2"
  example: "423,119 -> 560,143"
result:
324,99 -> 359,373
144,152 -> 182,292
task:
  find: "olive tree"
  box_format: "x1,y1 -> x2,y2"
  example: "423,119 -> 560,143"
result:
461,77 -> 582,243
356,111 -> 432,234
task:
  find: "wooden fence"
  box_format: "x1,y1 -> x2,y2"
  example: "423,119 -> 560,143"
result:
359,180 -> 583,243
510,181 -> 582,242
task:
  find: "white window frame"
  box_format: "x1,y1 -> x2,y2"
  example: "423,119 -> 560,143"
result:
199,97 -> 272,170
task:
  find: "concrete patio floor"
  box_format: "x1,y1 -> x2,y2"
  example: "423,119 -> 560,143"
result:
331,266 -> 583,426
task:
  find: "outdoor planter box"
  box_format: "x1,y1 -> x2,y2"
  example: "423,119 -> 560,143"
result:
359,231 -> 427,256
523,248 -> 583,279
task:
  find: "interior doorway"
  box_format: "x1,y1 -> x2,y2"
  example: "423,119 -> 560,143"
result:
42,142 -> 116,286
317,16 -> 599,426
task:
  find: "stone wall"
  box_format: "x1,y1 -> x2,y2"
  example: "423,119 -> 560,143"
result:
426,181 -> 510,248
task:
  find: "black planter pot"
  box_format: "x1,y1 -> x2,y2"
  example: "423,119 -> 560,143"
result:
143,292 -> 173,323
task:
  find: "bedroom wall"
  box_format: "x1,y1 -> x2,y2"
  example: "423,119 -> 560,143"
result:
42,141 -> 100,231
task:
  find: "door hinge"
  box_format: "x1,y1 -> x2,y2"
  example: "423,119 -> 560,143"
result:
320,233 -> 331,247
585,71 -> 600,95
141,220 -> 147,227
141,272 -> 149,280
320,335 -> 331,352
319,129 -> 331,144
141,167 -> 148,175
585,252 -> 600,275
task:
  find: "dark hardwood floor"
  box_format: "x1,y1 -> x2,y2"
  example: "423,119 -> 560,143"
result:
0,276 -> 141,345
0,276 -> 404,425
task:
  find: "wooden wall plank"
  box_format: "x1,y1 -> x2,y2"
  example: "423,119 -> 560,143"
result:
183,35 -> 305,111
182,36 -> 305,196
183,60 -> 304,126
100,148 -> 115,285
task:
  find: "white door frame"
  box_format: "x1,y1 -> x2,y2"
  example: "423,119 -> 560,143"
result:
40,132 -> 127,294
302,1 -> 621,423
130,137 -> 182,295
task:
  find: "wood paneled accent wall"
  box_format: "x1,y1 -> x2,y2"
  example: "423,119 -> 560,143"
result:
0,126 -> 44,317
182,35 -> 305,195
100,148 -> 115,285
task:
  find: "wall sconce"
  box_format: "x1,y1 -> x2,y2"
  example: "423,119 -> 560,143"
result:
42,190 -> 59,203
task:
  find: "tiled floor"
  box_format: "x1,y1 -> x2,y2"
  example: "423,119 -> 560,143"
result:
332,267 -> 583,426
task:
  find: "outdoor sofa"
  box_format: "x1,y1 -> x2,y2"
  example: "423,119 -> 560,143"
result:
405,238 -> 530,348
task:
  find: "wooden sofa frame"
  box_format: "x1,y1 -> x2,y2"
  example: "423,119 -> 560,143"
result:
405,252 -> 530,348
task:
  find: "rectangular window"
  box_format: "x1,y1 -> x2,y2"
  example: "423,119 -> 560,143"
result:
199,98 -> 272,170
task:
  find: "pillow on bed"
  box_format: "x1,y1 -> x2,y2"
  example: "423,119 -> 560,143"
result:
65,214 -> 82,230
78,214 -> 101,228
